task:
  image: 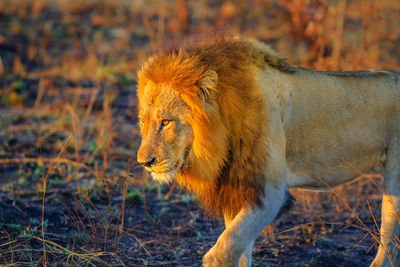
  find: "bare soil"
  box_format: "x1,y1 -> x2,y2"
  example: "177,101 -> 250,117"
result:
0,174 -> 383,266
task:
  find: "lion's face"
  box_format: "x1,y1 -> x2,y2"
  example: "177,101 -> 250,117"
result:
137,83 -> 193,184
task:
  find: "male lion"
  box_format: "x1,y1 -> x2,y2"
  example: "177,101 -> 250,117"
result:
136,37 -> 400,267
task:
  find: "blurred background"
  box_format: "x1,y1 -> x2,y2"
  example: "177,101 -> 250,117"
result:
0,0 -> 399,266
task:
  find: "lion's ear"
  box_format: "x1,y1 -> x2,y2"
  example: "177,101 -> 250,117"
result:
198,70 -> 218,101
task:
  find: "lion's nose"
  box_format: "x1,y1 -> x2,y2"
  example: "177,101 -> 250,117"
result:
138,157 -> 156,167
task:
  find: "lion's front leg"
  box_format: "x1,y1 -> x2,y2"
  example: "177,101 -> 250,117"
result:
238,241 -> 254,267
203,185 -> 288,267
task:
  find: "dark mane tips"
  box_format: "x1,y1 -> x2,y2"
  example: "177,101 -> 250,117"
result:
156,36 -> 297,74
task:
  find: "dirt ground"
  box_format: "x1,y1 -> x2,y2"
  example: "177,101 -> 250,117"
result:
0,1 -> 399,266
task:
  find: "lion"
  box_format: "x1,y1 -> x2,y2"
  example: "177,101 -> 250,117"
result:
136,37 -> 400,267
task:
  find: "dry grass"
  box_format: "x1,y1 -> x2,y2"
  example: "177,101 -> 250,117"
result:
0,0 -> 399,265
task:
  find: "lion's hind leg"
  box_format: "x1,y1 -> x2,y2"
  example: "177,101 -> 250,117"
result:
371,138 -> 400,267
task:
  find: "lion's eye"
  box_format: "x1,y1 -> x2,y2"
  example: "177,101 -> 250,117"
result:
161,119 -> 170,127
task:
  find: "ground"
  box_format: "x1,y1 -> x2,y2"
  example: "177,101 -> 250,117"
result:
0,1 -> 399,266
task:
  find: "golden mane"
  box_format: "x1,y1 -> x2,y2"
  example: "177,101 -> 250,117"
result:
137,37 -> 293,217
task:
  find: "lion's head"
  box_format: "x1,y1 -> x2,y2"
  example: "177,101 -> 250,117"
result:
136,38 -> 276,217
137,82 -> 193,183
137,51 -> 221,184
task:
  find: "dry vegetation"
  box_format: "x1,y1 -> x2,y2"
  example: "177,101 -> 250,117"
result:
0,0 -> 399,266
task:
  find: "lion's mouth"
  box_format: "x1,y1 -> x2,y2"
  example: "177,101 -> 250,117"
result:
144,158 -> 180,175
146,147 -> 191,175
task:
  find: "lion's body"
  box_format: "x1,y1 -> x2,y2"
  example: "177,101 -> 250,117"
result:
136,38 -> 400,267
258,67 -> 400,189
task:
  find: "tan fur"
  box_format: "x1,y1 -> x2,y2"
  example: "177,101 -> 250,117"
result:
137,37 -> 400,267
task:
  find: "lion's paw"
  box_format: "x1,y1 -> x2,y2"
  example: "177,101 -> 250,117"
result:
203,246 -> 236,267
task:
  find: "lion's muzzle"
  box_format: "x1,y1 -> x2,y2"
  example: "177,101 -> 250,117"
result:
137,141 -> 157,168
138,157 -> 156,167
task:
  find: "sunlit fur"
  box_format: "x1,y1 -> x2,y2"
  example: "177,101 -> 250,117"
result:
137,81 -> 194,185
151,169 -> 179,184
137,37 -> 295,218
